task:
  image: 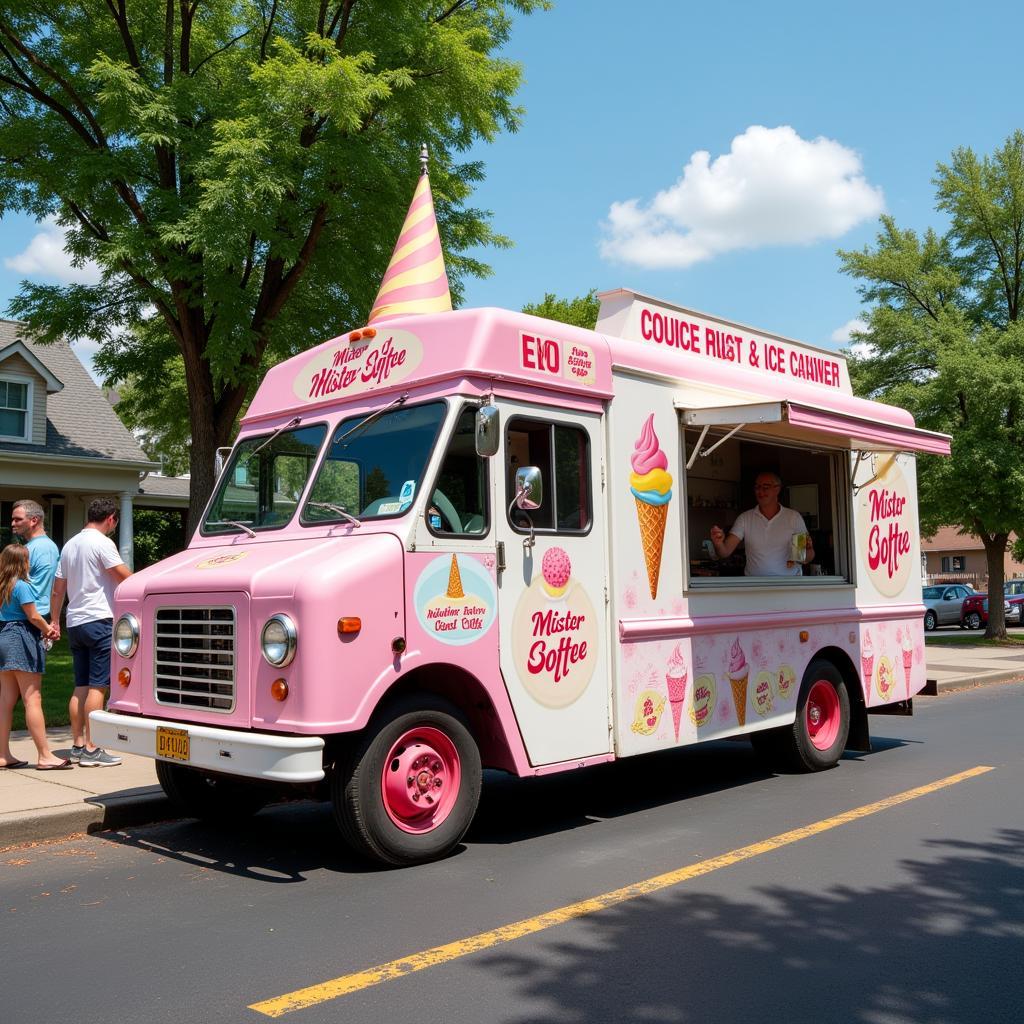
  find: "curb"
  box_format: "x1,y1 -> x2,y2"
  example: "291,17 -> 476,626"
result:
0,788 -> 173,848
923,669 -> 1024,695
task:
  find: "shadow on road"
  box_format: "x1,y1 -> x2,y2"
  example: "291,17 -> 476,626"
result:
95,736 -> 910,879
467,828 -> 1024,1024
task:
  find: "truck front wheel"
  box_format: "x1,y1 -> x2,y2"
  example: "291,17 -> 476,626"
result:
155,761 -> 270,821
333,696 -> 481,867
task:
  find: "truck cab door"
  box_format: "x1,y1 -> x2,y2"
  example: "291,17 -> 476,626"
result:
493,401 -> 611,765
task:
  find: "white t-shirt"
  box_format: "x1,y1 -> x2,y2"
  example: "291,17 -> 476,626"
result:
56,528 -> 125,626
729,505 -> 807,577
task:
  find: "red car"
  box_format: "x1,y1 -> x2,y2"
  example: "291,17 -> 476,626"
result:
960,594 -> 1013,630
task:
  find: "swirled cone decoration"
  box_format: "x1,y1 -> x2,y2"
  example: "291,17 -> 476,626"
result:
367,155 -> 453,324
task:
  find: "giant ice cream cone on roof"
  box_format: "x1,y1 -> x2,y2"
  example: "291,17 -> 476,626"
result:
368,145 -> 453,324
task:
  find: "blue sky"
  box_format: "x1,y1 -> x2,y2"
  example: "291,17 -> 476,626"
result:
1,0 -> 1020,375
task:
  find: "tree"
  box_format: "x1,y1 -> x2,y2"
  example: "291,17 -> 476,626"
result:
839,131 -> 1024,638
522,289 -> 600,329
0,0 -> 546,527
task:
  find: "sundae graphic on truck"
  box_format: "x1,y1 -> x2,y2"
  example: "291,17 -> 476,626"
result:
92,152 -> 951,866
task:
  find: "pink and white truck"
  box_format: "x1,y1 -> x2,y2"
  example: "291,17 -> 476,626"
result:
92,288 -> 950,865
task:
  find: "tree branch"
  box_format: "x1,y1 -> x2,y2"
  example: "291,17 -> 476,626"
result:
435,0 -> 475,23
102,0 -> 144,76
191,28 -> 253,76
260,0 -> 280,62
0,23 -> 106,144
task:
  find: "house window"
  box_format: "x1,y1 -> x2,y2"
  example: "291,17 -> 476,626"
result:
941,555 -> 964,572
0,376 -> 32,441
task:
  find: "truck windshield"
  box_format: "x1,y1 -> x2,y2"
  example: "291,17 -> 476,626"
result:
302,401 -> 447,523
203,423 -> 328,535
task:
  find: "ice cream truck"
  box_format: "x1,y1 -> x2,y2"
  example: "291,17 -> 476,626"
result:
91,171 -> 950,866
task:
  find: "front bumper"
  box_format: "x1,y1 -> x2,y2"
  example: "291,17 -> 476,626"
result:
90,710 -> 325,783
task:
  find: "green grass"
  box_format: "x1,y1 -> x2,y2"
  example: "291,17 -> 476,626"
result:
925,631 -> 1024,647
11,633 -> 73,732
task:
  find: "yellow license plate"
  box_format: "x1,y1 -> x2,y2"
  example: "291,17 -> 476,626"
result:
156,726 -> 190,762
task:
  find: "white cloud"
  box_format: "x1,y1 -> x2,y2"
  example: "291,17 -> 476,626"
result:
830,318 -> 868,344
600,125 -> 885,269
4,215 -> 101,284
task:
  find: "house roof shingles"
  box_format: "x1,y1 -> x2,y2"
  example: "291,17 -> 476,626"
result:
0,318 -> 151,465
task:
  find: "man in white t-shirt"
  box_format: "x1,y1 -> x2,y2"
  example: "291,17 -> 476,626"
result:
709,472 -> 814,577
50,497 -> 132,767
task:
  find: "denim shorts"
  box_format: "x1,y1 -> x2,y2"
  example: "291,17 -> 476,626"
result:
0,620 -> 45,674
68,618 -> 113,688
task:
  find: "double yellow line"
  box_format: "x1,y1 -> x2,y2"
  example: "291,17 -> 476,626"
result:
251,765 -> 993,1017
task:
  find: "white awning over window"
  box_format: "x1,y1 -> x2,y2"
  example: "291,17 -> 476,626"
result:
677,399 -> 951,462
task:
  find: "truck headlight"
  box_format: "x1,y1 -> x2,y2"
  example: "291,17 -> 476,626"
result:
261,614 -> 297,667
113,614 -> 139,658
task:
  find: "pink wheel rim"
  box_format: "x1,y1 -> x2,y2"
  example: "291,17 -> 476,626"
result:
381,726 -> 461,834
806,680 -> 840,751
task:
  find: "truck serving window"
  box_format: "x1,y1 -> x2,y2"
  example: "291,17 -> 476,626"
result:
426,405 -> 489,537
301,401 -> 447,524
684,427 -> 850,583
203,423 -> 328,535
506,418 -> 591,534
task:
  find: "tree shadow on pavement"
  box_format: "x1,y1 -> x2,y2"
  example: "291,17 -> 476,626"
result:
465,828 -> 1024,1024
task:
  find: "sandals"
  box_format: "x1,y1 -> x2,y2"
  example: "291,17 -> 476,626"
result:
36,758 -> 74,771
0,759 -> 29,770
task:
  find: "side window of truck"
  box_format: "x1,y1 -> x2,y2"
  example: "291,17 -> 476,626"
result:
506,418 -> 591,534
427,405 -> 489,537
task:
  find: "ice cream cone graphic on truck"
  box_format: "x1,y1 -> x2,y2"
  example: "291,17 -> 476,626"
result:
630,414 -> 673,599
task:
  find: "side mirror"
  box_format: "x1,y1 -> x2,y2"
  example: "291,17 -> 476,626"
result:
475,404 -> 500,458
514,466 -> 542,511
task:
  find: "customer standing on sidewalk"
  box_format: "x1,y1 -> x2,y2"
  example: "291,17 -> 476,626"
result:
50,497 -> 131,767
11,499 -> 60,621
0,545 -> 68,769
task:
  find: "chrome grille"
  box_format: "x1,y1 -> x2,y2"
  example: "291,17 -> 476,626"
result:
154,607 -> 236,712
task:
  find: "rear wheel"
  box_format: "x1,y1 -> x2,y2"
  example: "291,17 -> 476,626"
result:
750,660 -> 850,773
155,761 -> 270,821
332,695 -> 481,867
924,610 -> 937,631
965,611 -> 981,630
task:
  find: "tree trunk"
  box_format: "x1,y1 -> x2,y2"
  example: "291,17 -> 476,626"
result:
180,320 -> 224,535
983,533 -> 1009,639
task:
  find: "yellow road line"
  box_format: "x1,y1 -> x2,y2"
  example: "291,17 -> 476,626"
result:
250,765 -> 994,1017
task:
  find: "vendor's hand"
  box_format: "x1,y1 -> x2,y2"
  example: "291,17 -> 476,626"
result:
710,525 -> 725,545
46,623 -> 59,641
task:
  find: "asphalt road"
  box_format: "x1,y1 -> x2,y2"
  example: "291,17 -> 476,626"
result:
2,682 -> 1022,1024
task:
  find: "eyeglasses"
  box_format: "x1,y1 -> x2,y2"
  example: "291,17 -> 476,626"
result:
754,483 -> 780,490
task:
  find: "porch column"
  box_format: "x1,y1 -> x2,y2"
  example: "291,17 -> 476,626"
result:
119,490 -> 135,569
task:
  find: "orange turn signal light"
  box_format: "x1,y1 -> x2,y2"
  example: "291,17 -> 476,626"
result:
348,327 -> 377,342
270,678 -> 289,702
799,630 -> 809,643
118,668 -> 132,687
338,617 -> 361,635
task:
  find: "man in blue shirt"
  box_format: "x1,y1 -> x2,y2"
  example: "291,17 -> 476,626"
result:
11,500 -> 59,621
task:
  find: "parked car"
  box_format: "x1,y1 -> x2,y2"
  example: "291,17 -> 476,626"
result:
960,593 -> 1013,630
922,584 -> 977,630
1003,579 -> 1024,625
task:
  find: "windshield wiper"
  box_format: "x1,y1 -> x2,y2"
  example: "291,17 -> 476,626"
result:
334,394 -> 408,448
240,416 -> 302,466
306,501 -> 362,528
208,519 -> 257,538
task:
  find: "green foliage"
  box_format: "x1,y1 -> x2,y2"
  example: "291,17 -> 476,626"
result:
839,131 -> 1024,636
132,508 -> 187,569
522,289 -> 600,329
0,0 -> 547,521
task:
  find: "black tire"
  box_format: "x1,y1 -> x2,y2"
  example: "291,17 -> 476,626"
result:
924,610 -> 937,631
332,695 -> 481,867
965,612 -> 981,630
751,660 -> 850,773
155,760 -> 270,822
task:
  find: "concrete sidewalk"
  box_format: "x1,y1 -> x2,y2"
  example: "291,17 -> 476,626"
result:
2,642 -> 1022,848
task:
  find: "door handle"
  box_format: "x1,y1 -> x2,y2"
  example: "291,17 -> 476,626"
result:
496,541 -> 506,573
